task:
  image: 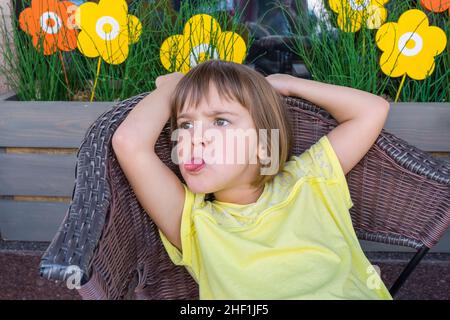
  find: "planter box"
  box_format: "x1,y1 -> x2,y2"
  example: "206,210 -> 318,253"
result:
0,92 -> 449,252
0,93 -> 112,242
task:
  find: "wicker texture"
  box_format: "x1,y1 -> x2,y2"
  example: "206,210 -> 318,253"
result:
40,93 -> 450,299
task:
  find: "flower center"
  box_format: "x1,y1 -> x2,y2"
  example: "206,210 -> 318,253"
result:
198,52 -> 210,62
190,43 -> 219,67
405,39 -> 415,49
398,32 -> 423,57
348,0 -> 370,11
39,11 -> 62,34
96,16 -> 120,41
103,23 -> 113,34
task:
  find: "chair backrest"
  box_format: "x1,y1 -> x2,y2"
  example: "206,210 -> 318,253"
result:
45,92 -> 449,299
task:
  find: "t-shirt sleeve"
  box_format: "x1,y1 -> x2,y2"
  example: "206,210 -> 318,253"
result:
289,135 -> 354,210
157,183 -> 195,268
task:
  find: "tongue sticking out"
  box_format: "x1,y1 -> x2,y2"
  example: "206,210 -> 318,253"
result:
184,158 -> 206,172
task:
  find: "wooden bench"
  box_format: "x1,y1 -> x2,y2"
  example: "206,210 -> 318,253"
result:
0,92 -> 449,254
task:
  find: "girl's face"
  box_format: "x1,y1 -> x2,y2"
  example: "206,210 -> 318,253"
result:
174,84 -> 261,194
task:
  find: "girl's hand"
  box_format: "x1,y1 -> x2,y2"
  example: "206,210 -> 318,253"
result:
265,73 -> 295,96
155,72 -> 184,90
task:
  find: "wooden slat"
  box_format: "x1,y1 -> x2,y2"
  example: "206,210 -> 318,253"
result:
0,101 -> 112,148
0,153 -> 77,196
384,103 -> 450,152
0,100 -> 449,150
0,200 -> 69,241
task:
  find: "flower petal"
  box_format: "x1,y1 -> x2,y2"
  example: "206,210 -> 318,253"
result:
60,1 -> 78,30
371,0 -> 389,5
406,55 -> 436,80
30,0 -> 59,21
19,8 -> 37,34
337,9 -> 363,32
328,0 -> 345,13
366,5 -> 387,29
97,0 -> 127,27
30,32 -> 57,55
160,34 -> 187,72
100,37 -> 129,64
183,14 -> 222,49
398,9 -> 430,33
128,14 -> 142,44
55,2 -> 78,51
216,31 -> 247,63
31,0 -> 59,10
75,1 -> 98,30
375,22 -> 396,52
426,25 -> 447,56
420,0 -> 450,12
379,51 -> 406,78
77,29 -> 101,58
56,28 -> 78,51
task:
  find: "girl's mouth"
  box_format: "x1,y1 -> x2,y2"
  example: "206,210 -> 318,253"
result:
184,158 -> 206,173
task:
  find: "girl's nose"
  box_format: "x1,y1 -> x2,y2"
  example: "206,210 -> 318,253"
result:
191,123 -> 212,146
192,133 -> 212,147
190,133 -> 208,160
191,134 -> 205,146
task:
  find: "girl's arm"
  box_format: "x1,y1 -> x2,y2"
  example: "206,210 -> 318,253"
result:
113,72 -> 184,149
267,74 -> 390,175
112,73 -> 185,251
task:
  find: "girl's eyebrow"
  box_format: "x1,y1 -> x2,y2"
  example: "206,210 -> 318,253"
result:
177,110 -> 239,120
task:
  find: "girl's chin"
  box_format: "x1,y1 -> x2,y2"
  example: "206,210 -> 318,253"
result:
187,185 -> 212,194
184,178 -> 214,194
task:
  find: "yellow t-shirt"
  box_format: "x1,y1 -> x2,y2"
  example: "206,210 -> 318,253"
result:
158,135 -> 393,300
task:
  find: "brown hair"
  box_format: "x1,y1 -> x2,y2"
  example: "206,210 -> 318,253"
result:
169,59 -> 293,188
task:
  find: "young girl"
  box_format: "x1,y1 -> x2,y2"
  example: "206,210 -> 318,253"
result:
112,59 -> 393,300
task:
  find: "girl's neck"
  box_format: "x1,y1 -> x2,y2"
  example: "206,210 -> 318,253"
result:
213,184 -> 265,205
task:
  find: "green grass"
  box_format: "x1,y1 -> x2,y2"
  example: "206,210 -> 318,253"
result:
3,0 -> 445,102
0,0 -> 253,101
269,0 -> 449,102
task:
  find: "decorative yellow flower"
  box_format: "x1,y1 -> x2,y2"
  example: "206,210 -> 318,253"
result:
328,0 -> 389,32
74,0 -> 142,64
375,9 -> 447,80
160,14 -> 247,73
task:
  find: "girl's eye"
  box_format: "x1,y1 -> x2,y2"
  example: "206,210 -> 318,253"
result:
178,122 -> 193,129
214,118 -> 230,127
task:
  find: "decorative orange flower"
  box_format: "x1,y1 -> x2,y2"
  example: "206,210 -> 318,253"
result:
420,0 -> 450,13
19,0 -> 78,55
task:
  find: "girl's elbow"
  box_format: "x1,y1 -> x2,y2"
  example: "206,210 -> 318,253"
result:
377,97 -> 391,110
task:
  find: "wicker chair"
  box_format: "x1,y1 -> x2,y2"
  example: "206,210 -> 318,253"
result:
39,92 -> 450,299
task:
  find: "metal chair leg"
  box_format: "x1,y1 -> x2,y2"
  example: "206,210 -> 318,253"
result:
389,246 -> 430,298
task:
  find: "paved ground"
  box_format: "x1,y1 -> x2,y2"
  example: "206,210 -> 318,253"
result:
0,241 -> 449,300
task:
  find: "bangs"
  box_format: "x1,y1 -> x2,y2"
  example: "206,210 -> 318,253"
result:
171,60 -> 254,119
